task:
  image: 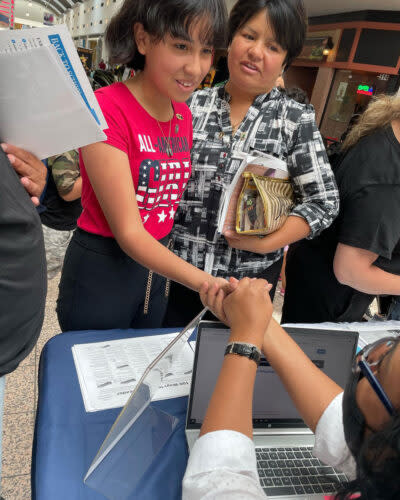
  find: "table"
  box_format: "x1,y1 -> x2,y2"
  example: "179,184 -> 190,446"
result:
32,328 -> 190,500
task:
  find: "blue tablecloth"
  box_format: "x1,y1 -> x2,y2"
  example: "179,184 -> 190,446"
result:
32,328 -> 190,500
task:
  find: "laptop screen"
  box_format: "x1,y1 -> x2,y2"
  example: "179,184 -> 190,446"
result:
187,322 -> 358,429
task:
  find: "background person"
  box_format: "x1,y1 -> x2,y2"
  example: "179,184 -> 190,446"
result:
56,0 -> 229,332
40,151 -> 82,280
282,94 -> 400,323
182,277 -> 400,499
0,147 -> 47,492
164,0 -> 339,327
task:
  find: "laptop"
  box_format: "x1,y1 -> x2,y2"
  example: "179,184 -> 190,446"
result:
186,321 -> 358,500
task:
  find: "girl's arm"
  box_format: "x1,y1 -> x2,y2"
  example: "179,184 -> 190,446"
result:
334,243 -> 400,295
82,142 -> 225,292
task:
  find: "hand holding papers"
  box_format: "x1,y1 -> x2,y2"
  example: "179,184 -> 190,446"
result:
0,25 -> 106,159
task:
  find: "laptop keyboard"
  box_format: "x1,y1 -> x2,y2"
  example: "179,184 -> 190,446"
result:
256,446 -> 347,497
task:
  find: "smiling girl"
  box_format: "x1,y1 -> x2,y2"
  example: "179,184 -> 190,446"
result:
56,0 -> 228,332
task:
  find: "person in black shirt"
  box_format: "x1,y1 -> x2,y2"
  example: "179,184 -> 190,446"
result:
0,145 -> 47,488
282,94 -> 400,323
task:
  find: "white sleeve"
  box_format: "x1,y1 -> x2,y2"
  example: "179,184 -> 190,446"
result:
182,430 -> 266,500
313,392 -> 356,479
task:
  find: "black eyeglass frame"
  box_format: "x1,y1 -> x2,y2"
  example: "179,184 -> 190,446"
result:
354,337 -> 400,417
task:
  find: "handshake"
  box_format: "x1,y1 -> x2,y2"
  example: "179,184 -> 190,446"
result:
199,277 -> 274,350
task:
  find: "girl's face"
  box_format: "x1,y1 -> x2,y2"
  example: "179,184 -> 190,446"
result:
227,9 -> 287,97
137,19 -> 214,102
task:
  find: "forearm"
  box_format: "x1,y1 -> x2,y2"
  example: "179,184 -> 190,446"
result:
336,262 -> 400,295
258,216 -> 310,254
61,177 -> 82,201
200,350 -> 258,439
334,244 -> 400,295
116,227 -> 213,292
262,319 -> 342,431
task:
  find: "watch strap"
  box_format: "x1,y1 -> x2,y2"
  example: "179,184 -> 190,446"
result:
225,342 -> 261,366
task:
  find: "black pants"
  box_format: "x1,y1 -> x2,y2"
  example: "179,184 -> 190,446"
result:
57,228 -> 169,331
163,257 -> 283,328
281,241 -> 374,324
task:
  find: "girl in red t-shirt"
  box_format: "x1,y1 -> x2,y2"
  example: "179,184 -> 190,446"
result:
57,0 -> 228,331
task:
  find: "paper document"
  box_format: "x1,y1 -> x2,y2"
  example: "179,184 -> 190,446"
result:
282,320 -> 400,349
217,152 -> 288,234
0,25 -> 106,159
73,332 -> 195,412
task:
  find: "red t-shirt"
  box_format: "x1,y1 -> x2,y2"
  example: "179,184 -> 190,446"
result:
78,82 -> 193,240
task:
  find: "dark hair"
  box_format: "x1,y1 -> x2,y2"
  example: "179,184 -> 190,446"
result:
106,0 -> 227,70
227,0 -> 307,70
335,414 -> 400,500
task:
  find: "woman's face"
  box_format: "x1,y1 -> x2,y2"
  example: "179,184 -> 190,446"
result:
356,341 -> 400,431
227,9 -> 287,97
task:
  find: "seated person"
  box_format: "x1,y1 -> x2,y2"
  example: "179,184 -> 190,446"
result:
183,278 -> 400,499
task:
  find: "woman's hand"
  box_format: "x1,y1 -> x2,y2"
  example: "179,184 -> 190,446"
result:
224,278 -> 273,347
199,277 -> 237,323
224,230 -> 264,253
1,143 -> 47,205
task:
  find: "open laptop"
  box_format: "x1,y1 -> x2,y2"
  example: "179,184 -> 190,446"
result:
186,321 -> 358,500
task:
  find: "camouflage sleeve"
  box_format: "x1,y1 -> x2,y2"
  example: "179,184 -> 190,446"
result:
48,150 -> 80,197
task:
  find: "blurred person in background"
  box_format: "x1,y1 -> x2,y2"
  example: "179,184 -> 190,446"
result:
282,94 -> 400,323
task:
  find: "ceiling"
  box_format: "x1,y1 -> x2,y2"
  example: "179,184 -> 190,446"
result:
32,0 -> 400,21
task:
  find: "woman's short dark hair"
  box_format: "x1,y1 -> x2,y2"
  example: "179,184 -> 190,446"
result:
335,414 -> 400,500
106,0 -> 227,70
227,0 -> 307,70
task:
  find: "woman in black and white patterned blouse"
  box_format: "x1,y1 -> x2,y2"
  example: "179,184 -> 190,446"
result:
164,0 -> 339,327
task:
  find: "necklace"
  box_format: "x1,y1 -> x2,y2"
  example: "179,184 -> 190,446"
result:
156,115 -> 173,157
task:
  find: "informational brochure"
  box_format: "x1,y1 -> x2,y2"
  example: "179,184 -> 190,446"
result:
216,151 -> 288,234
72,332 -> 195,413
0,25 -> 106,159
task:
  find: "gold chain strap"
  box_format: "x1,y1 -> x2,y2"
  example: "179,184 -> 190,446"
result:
143,270 -> 153,315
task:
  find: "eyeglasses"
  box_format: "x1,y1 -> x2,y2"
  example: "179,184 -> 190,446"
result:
354,337 -> 399,417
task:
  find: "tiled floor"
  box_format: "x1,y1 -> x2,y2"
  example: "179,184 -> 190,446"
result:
0,274 -> 285,499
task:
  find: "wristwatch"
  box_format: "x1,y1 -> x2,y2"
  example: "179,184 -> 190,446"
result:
225,342 -> 261,366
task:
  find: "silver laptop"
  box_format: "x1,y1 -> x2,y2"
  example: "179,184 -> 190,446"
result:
185,321 -> 358,500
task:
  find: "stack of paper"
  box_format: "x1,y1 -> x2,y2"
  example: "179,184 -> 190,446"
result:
0,25 -> 107,159
72,333 -> 196,412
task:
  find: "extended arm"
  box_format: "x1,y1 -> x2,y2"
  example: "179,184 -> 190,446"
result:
199,278 -> 273,438
82,142 -> 225,292
261,319 -> 342,432
202,281 -> 342,433
334,243 -> 400,295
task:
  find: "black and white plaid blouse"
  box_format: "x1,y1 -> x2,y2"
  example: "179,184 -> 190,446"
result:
172,85 -> 339,278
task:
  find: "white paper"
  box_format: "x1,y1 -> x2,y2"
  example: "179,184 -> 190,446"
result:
282,320 -> 400,349
0,46 -> 106,159
0,24 -> 107,130
72,333 -> 195,413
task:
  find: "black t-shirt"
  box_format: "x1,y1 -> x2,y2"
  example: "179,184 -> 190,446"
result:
40,169 -> 82,231
283,126 -> 400,323
0,149 -> 47,376
318,126 -> 400,274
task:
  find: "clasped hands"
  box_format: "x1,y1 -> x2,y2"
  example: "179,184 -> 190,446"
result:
200,276 -> 273,349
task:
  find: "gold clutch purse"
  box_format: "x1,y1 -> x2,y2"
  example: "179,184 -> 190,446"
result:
236,172 -> 294,235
